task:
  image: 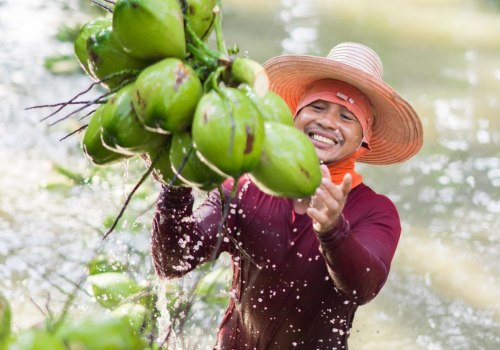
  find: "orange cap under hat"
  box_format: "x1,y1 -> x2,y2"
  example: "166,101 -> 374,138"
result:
295,79 -> 373,149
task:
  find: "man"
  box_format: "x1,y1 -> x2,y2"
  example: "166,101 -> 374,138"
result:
151,42 -> 423,349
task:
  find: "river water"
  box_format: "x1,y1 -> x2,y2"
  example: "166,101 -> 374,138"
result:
0,0 -> 499,349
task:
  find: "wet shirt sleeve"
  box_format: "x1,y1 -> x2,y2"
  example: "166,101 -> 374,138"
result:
151,182 -> 236,279
316,191 -> 401,305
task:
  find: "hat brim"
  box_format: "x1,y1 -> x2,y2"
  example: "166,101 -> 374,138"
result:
263,55 -> 423,165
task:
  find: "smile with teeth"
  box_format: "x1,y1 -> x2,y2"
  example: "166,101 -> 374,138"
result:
309,131 -> 344,146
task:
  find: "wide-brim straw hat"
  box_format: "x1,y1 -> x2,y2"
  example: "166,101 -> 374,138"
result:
263,42 -> 423,165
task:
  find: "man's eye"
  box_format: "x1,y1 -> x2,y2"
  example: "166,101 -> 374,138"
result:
341,114 -> 355,121
311,104 -> 324,111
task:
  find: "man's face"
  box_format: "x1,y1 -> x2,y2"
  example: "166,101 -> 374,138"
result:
294,100 -> 363,164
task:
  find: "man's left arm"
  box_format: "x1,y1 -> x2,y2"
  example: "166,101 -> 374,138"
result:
316,200 -> 401,305
307,165 -> 401,304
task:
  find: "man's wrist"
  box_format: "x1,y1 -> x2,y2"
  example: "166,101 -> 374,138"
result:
313,214 -> 343,235
315,214 -> 350,246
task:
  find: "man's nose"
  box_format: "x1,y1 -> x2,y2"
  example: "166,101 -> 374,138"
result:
317,112 -> 340,130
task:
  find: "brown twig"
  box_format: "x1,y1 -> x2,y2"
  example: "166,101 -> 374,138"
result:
78,108 -> 99,121
27,70 -> 137,124
29,81 -> 102,122
102,162 -> 156,241
101,142 -> 191,241
47,73 -> 138,127
25,260 -> 92,298
29,297 -> 48,318
90,0 -> 114,13
48,90 -> 114,127
52,274 -> 88,331
26,100 -> 105,110
59,124 -> 88,142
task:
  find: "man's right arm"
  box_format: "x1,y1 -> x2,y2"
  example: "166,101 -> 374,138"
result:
151,184 -> 233,279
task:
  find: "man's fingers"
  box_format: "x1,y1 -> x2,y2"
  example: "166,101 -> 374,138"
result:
306,207 -> 329,227
341,173 -> 352,196
311,188 -> 339,212
320,164 -> 330,179
308,167 -> 351,234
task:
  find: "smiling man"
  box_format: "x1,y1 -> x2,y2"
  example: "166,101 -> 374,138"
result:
151,42 -> 423,349
291,79 -> 373,234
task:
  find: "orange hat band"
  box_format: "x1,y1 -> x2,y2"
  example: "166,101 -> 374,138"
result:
294,79 -> 373,147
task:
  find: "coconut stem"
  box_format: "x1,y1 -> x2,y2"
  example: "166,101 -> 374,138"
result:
186,43 -> 218,70
213,0 -> 227,56
185,20 -> 220,61
211,66 -> 226,92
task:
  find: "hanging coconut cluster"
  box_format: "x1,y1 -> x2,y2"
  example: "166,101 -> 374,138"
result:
76,0 -> 321,198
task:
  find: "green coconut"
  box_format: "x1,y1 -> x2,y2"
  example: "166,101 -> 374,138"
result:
113,0 -> 186,60
82,106 -> 129,166
185,0 -> 216,41
192,86 -> 264,177
87,26 -> 150,89
250,122 -> 322,198
74,16 -> 112,76
258,91 -> 294,125
100,84 -> 167,156
170,131 -> 226,190
132,58 -> 202,134
240,84 -> 294,126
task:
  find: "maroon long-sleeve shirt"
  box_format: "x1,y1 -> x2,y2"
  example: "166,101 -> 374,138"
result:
152,177 -> 401,349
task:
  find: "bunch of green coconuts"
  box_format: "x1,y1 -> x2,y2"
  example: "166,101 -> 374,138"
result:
77,0 -> 321,198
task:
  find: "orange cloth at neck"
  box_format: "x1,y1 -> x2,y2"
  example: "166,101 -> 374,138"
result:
327,149 -> 365,189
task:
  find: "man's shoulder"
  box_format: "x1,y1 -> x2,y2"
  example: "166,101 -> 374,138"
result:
347,183 -> 398,212
350,182 -> 388,198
